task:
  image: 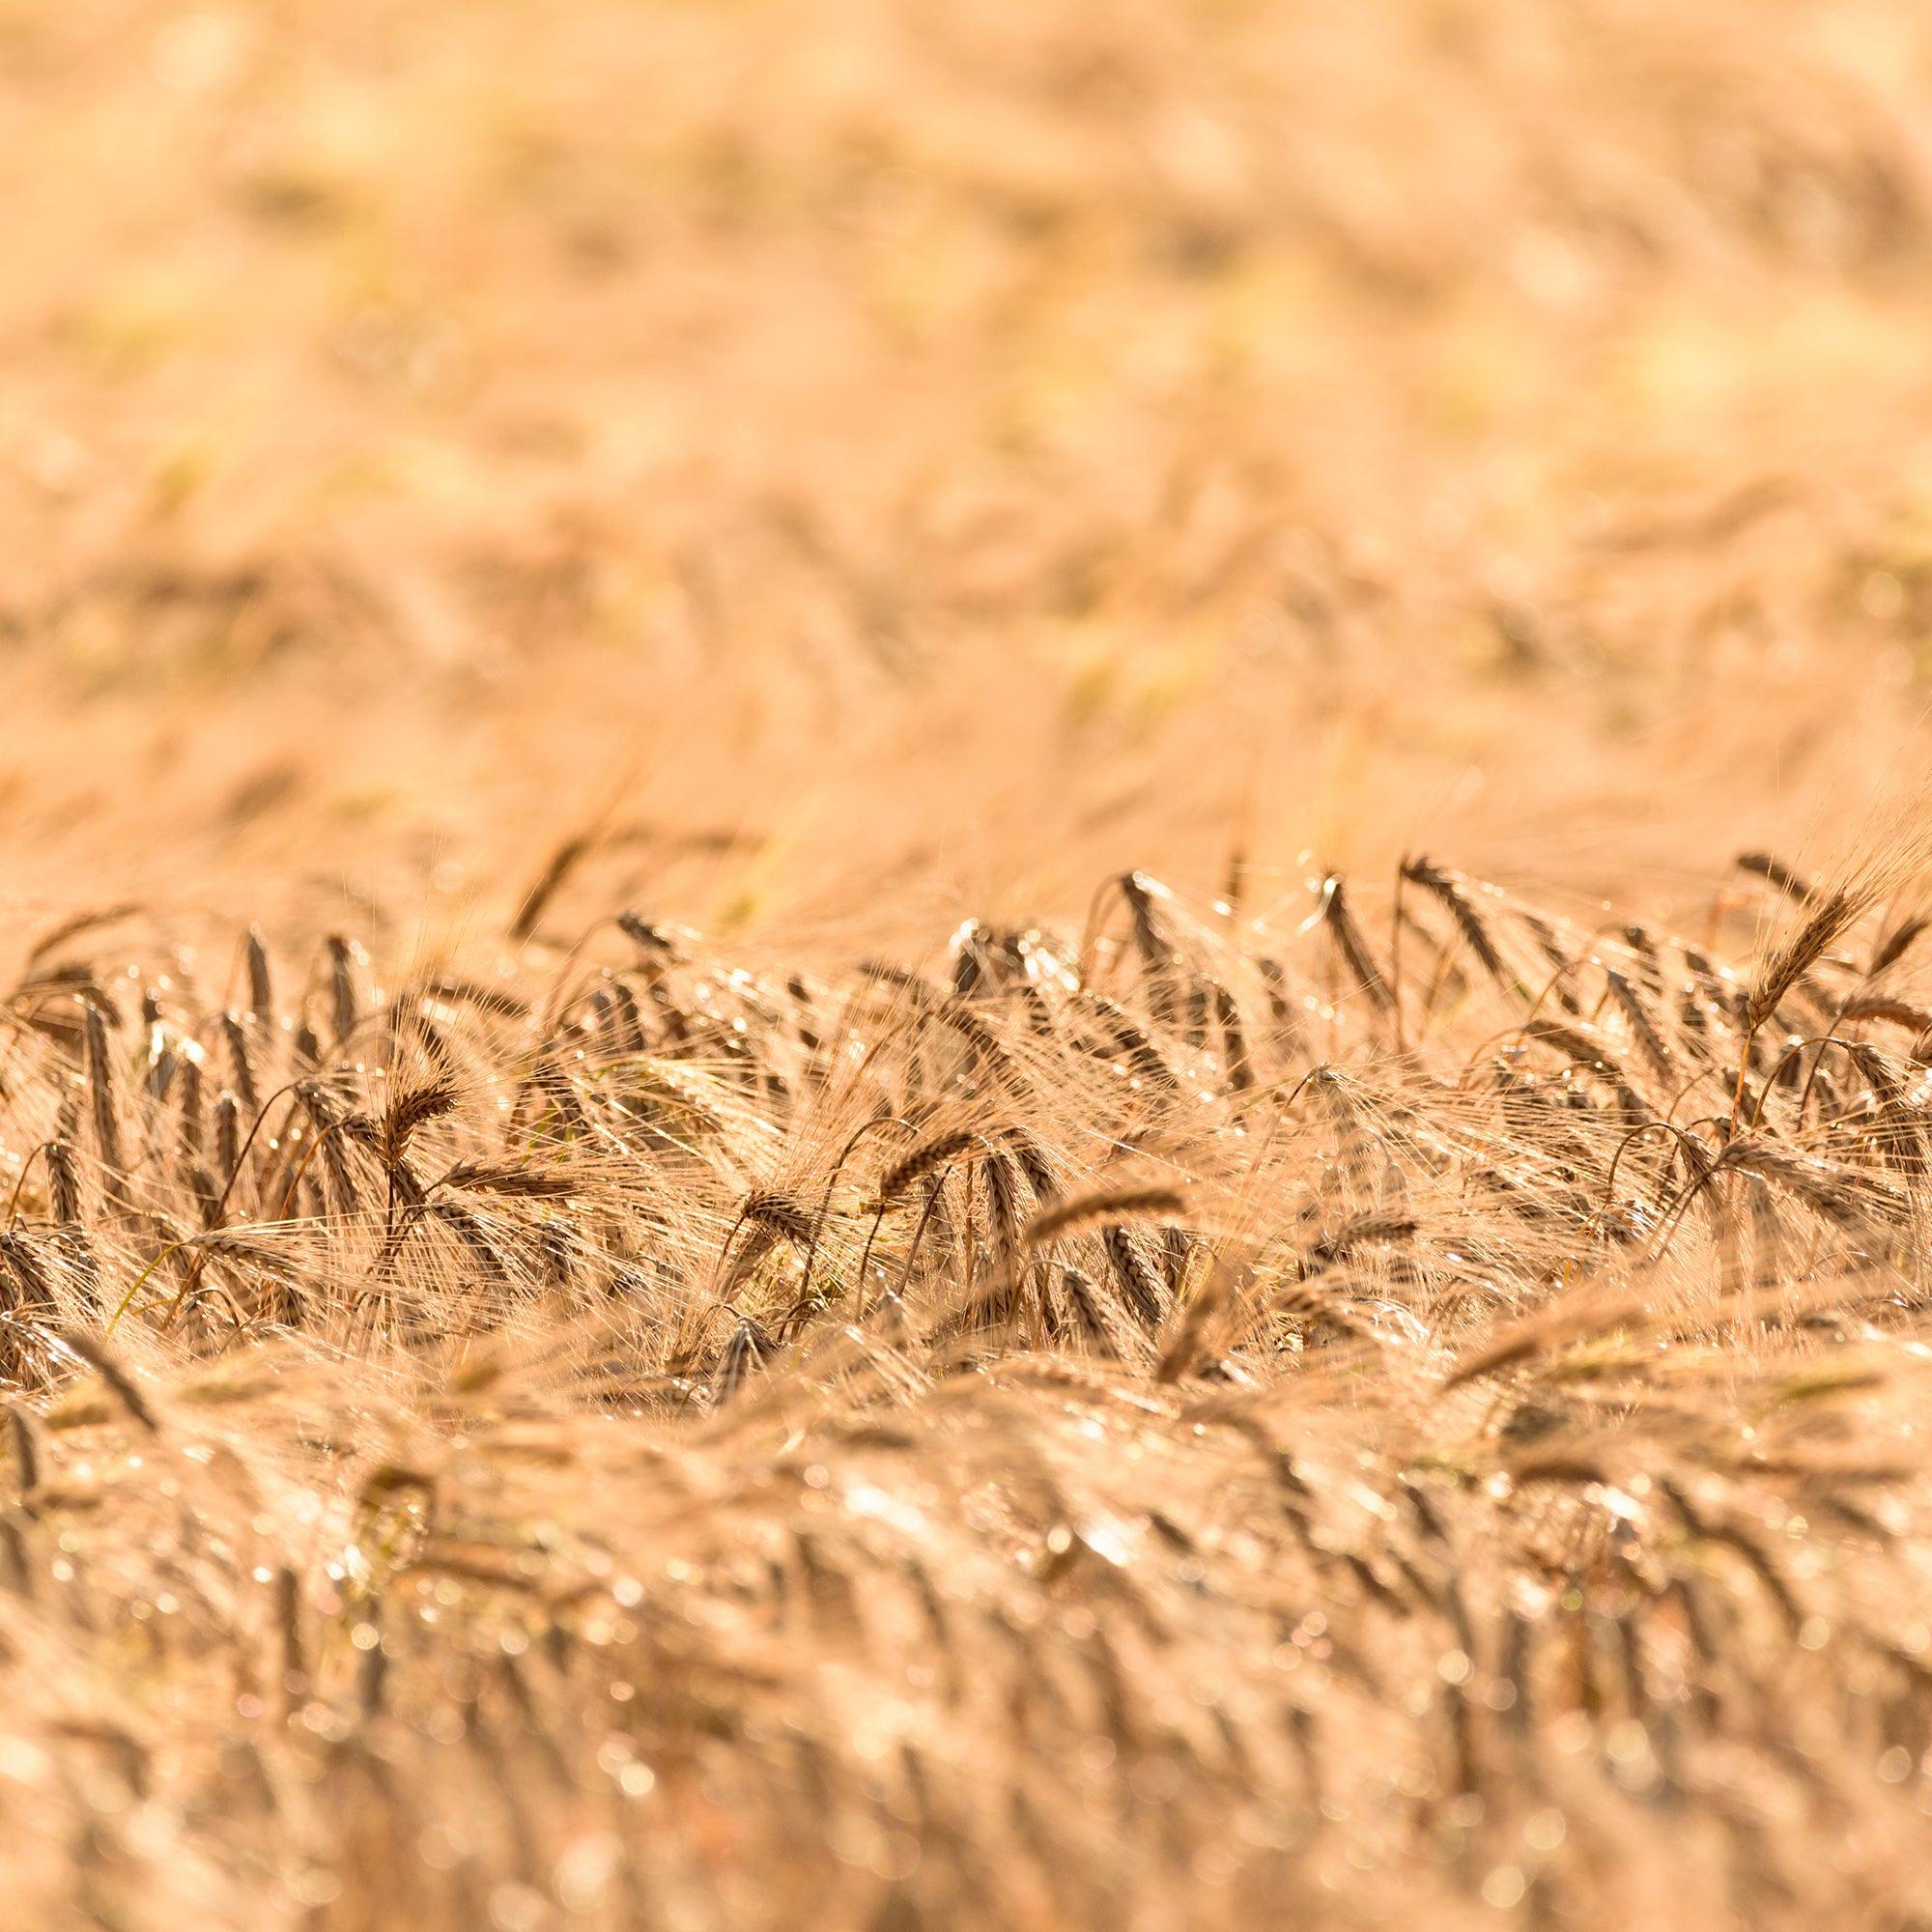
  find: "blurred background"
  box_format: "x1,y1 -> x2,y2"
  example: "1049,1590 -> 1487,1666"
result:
5,0 -> 1932,949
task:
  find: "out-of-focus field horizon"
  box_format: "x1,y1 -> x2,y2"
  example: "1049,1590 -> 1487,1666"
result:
15,7 -> 1932,1931
10,1 -> 1932,937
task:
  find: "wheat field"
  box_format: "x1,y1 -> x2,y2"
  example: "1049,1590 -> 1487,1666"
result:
11,3 -> 1932,1927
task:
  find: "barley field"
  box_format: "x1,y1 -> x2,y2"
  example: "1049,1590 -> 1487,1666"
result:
10,4 -> 1932,1928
